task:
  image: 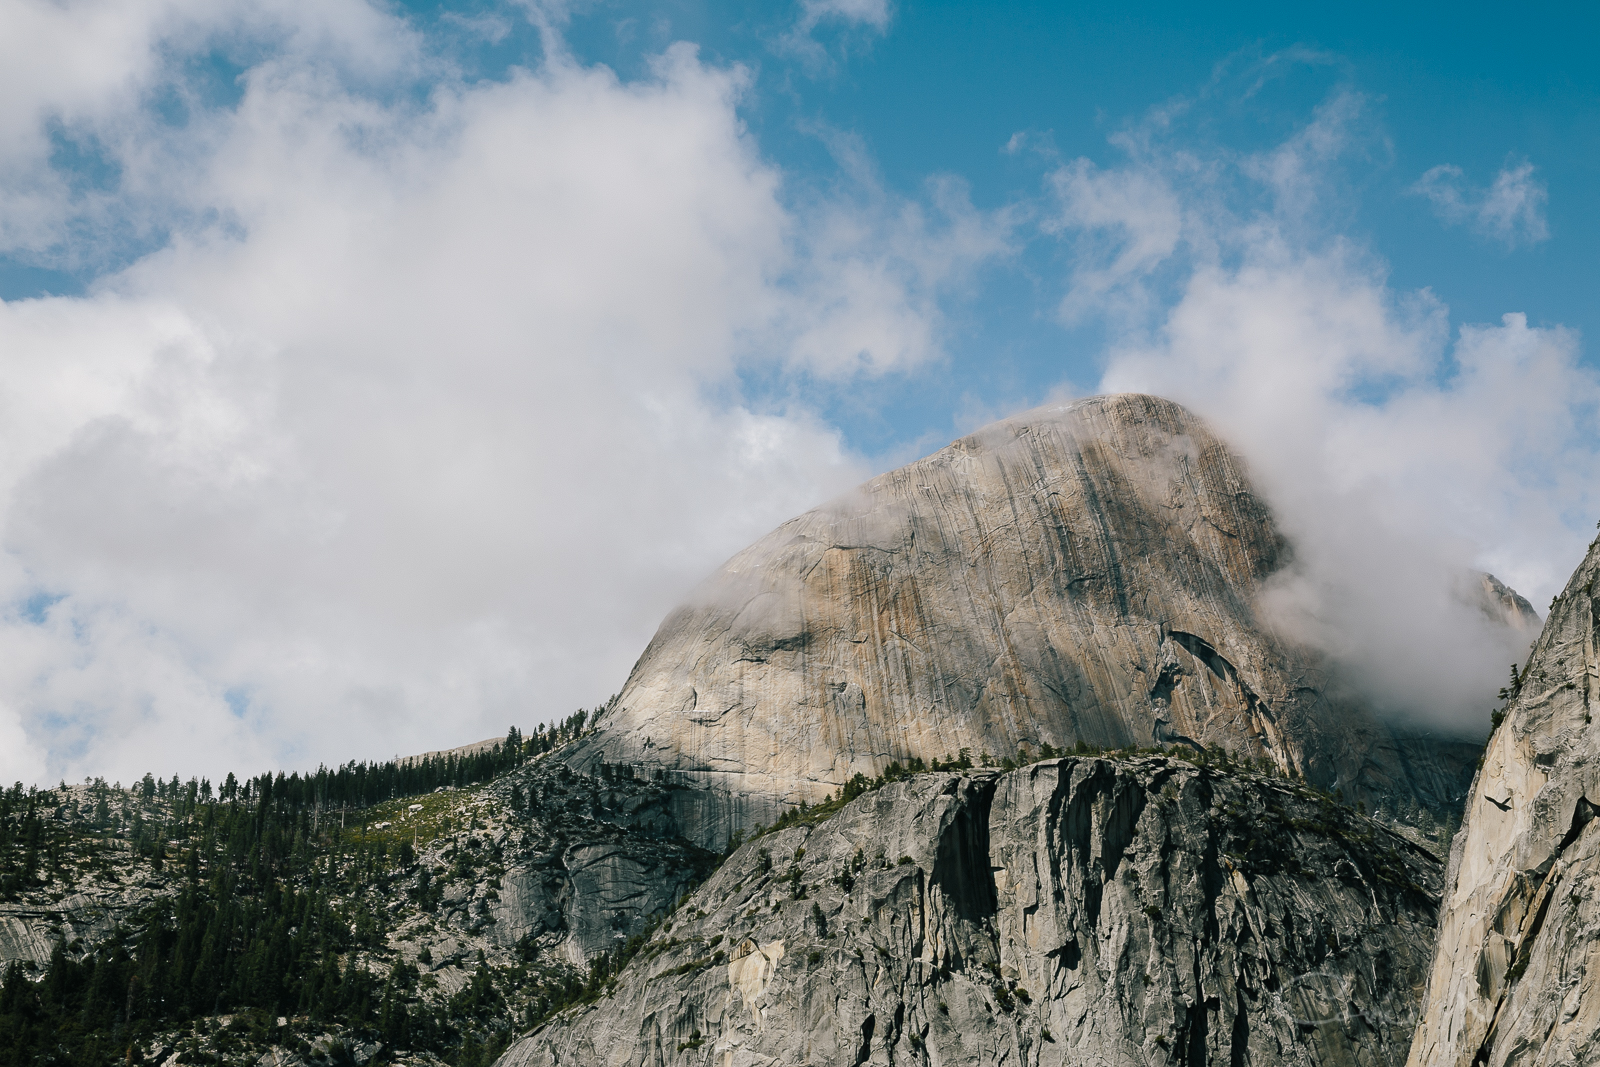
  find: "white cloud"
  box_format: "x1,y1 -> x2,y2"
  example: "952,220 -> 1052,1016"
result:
1412,159 -> 1550,247
782,0 -> 892,71
797,0 -> 892,33
0,696 -> 43,786
1045,157 -> 1183,323
783,166 -> 1015,377
0,0 -> 424,263
1051,83 -> 1599,733
0,5 -> 1001,784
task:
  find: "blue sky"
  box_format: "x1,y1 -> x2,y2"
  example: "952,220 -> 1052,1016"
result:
520,0 -> 1598,456
9,1 -> 1596,456
0,0 -> 1595,782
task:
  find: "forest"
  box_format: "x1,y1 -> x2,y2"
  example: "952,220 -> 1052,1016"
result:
0,709 -> 607,1067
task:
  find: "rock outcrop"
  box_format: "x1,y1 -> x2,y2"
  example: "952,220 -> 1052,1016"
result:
498,756 -> 1442,1067
1476,573 -> 1543,635
571,394 -> 1494,848
423,758 -> 717,968
0,893 -> 147,967
1407,537 -> 1600,1067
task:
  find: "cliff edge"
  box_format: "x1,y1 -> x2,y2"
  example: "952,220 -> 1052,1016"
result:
500,757 -> 1441,1067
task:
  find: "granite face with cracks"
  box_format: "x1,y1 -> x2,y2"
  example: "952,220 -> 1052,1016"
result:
498,757 -> 1441,1067
569,394 -> 1497,850
1409,536 -> 1600,1067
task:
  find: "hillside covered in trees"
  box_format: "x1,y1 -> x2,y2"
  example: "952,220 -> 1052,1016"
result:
0,710 -> 659,1067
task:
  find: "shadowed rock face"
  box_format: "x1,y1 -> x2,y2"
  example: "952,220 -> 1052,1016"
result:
0,895 -> 143,968
570,394 -> 1485,848
497,758 -> 1441,1067
484,760 -> 719,966
1408,537 -> 1600,1067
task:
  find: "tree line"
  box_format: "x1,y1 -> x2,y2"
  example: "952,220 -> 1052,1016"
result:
130,710 -> 595,821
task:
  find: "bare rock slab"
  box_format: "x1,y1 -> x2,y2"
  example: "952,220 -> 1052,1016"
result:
1408,537 -> 1600,1067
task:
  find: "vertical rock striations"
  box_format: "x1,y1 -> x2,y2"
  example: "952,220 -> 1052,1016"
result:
497,757 -> 1441,1067
1408,537 -> 1600,1067
571,394 -> 1492,848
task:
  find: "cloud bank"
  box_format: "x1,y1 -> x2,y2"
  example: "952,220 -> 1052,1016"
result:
0,0 -> 1002,784
1047,84 -> 1595,731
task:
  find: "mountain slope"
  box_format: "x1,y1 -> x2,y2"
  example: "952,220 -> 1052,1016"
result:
0,738 -> 713,1067
572,393 -> 1491,848
0,737 -> 1458,1067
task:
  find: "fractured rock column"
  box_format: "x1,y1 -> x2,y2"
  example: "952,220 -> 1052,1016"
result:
1408,537 -> 1600,1067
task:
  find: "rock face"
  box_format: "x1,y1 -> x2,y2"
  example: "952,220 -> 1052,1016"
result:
1476,573 -> 1543,635
498,756 -> 1442,1067
0,899 -> 132,967
572,394 -> 1488,848
1407,537 -> 1600,1067
468,759 -> 718,967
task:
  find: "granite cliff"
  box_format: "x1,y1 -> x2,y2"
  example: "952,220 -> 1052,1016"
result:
570,394 -> 1498,849
1407,535 -> 1600,1067
500,755 -> 1442,1067
3,747 -> 1453,1067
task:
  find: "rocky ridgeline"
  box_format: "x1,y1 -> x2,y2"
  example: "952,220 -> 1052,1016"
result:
500,755 -> 1443,1067
1408,534 -> 1600,1067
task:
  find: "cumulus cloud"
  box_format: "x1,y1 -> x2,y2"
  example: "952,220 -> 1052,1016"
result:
0,0 -> 423,265
782,145 -> 1016,377
1048,78 -> 1598,733
0,2 -> 1003,784
1412,159 -> 1550,247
